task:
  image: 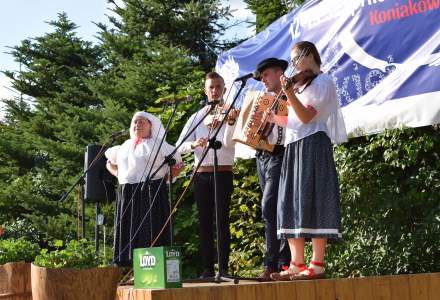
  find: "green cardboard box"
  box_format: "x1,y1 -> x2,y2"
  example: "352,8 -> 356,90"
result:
133,246 -> 182,289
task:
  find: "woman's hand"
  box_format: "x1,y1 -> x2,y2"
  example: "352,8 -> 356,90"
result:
280,74 -> 290,93
166,162 -> 184,182
171,162 -> 184,178
106,161 -> 118,177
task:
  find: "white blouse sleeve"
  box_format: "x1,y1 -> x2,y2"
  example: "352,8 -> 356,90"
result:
301,75 -> 335,116
305,75 -> 347,144
105,145 -> 120,164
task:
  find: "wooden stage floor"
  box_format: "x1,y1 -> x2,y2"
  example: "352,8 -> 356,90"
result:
116,272 -> 440,300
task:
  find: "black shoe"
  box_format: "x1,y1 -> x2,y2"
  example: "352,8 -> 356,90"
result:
258,267 -> 277,282
199,269 -> 215,279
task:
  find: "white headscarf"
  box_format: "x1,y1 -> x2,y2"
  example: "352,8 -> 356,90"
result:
130,111 -> 166,140
105,111 -> 182,183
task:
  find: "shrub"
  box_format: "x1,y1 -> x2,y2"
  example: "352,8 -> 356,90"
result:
0,219 -> 42,244
328,126 -> 440,277
225,126 -> 440,277
0,238 -> 40,265
229,158 -> 265,277
34,239 -> 103,269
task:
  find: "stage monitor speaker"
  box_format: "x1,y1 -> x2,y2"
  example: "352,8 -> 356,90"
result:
84,145 -> 116,203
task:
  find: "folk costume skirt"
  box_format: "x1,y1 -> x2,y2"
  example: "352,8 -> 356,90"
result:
277,131 -> 342,242
113,178 -> 171,267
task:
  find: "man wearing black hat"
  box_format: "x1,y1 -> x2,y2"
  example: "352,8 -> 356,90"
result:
254,57 -> 291,281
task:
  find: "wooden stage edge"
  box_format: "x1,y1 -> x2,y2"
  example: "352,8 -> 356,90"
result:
116,272 -> 440,300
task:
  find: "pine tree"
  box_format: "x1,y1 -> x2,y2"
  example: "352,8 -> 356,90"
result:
92,0 -> 233,142
0,13 -> 106,243
244,0 -> 304,32
101,0 -> 231,71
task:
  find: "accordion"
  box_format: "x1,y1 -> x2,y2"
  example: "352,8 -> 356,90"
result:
232,91 -> 287,152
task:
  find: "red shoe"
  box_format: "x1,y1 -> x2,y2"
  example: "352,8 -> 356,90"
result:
292,260 -> 325,280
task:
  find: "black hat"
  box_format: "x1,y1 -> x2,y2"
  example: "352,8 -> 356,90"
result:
254,58 -> 288,81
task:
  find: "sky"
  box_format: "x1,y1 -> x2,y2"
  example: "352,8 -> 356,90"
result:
0,0 -> 255,113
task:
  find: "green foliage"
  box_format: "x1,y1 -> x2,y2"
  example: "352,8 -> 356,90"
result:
327,126 -> 440,276
0,13 -> 107,245
34,239 -> 104,269
229,158 -> 264,277
223,126 -> 440,278
91,39 -> 206,144
0,219 -> 42,245
0,238 -> 40,265
2,0 -> 440,280
172,195 -> 200,278
244,0 -> 304,32
101,0 -> 231,71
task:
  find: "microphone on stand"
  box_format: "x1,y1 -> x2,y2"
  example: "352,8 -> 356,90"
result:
234,70 -> 260,82
109,129 -> 129,139
156,95 -> 193,104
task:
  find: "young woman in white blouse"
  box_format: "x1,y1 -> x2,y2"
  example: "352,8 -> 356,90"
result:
266,41 -> 347,280
105,111 -> 183,267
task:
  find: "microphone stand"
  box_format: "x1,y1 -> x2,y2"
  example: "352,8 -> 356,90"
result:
147,102 -> 215,246
167,158 -> 176,246
184,79 -> 248,284
139,100 -> 218,247
146,101 -> 219,182
114,101 -> 219,267
132,101 -> 179,254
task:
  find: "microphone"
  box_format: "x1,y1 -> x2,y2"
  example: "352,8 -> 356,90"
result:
234,70 -> 260,82
156,95 -> 193,104
109,129 -> 128,139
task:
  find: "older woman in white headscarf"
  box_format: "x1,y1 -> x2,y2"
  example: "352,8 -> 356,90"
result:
105,111 -> 183,267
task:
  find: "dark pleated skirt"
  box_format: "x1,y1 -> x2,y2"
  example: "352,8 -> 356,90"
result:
113,178 -> 171,267
277,131 -> 342,242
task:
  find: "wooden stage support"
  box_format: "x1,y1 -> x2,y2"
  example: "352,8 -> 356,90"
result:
116,272 -> 440,300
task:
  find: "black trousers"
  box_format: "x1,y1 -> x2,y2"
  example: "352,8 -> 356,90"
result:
256,146 -> 291,270
113,179 -> 171,267
193,171 -> 233,272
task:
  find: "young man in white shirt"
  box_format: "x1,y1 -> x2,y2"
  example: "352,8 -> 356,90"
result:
177,72 -> 236,278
